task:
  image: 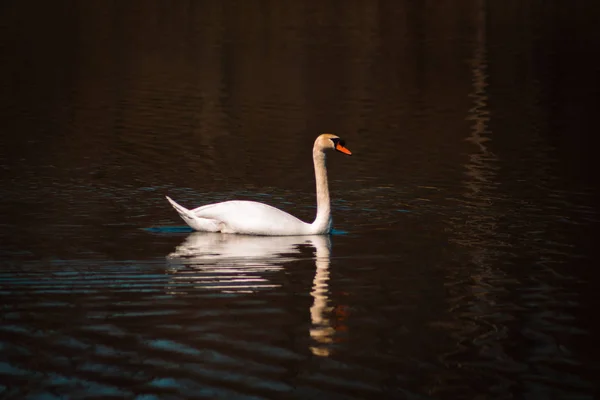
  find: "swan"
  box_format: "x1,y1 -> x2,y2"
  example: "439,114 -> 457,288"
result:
166,133 -> 352,235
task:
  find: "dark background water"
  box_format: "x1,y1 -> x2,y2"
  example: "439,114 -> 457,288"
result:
1,1 -> 599,399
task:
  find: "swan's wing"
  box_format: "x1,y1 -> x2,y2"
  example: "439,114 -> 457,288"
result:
192,200 -> 310,235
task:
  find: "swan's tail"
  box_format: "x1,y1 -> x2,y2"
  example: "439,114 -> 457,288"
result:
166,196 -> 198,225
165,196 -> 222,232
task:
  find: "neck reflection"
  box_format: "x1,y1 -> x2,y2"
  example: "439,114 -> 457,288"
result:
308,235 -> 335,357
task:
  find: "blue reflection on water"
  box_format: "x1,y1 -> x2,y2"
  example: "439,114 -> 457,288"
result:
144,226 -> 195,234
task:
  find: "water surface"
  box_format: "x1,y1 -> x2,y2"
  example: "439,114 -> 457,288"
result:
1,1 -> 599,399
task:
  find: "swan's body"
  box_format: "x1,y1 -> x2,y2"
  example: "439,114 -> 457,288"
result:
166,133 -> 351,236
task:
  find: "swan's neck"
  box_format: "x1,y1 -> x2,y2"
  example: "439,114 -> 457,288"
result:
311,148 -> 332,233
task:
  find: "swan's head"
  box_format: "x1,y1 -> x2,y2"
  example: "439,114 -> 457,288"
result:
315,133 -> 352,155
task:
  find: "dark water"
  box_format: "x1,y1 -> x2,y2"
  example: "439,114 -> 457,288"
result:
1,1 -> 599,399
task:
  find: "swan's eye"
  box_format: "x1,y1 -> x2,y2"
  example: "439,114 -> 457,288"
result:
330,138 -> 340,146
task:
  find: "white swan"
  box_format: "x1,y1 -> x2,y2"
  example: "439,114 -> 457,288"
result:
166,133 -> 352,236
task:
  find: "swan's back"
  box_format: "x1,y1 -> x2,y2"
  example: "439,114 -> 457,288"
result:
192,200 -> 311,235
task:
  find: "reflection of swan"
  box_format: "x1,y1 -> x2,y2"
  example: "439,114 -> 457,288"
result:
167,233 -> 338,356
167,233 -> 314,293
168,232 -> 310,263
165,133 -> 351,235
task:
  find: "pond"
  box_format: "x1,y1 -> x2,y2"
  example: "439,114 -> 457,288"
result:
1,2 -> 598,398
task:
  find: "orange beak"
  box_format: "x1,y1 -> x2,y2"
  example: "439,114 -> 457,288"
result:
335,143 -> 352,155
